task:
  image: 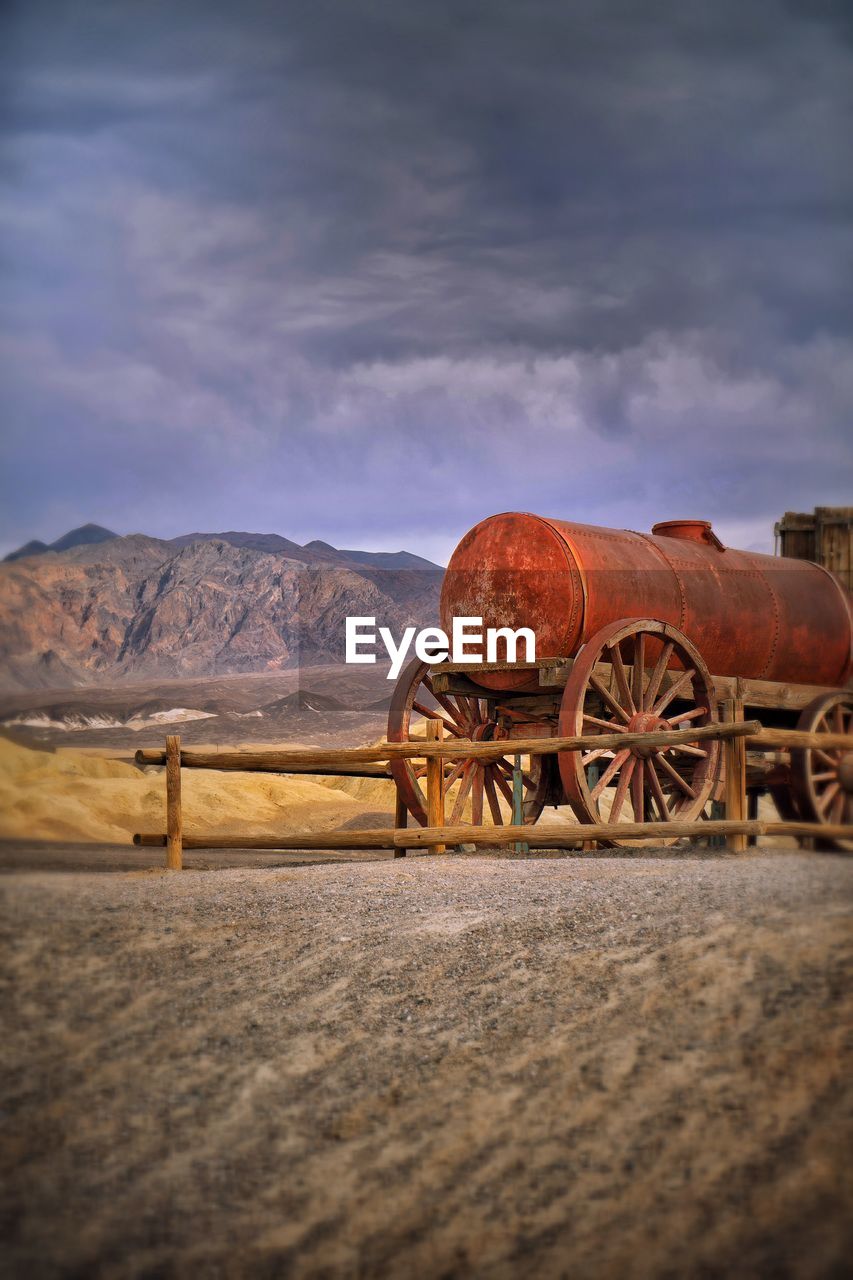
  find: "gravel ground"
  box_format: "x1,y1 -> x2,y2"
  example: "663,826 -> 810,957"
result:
2,850 -> 852,1279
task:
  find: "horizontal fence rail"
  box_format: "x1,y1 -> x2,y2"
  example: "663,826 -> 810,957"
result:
395,819 -> 853,848
134,831 -> 399,850
134,719 -> 760,771
134,818 -> 853,852
133,717 -> 852,869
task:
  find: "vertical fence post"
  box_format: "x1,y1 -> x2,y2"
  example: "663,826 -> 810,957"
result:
747,788 -> 759,847
512,753 -> 528,854
583,763 -> 599,851
723,695 -> 747,853
165,734 -> 183,871
425,719 -> 445,854
394,788 -> 408,858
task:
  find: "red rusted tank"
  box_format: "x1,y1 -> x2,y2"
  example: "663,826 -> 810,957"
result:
440,513 -> 853,691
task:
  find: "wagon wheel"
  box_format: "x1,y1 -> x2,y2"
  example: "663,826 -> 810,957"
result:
558,619 -> 721,847
387,657 -> 552,828
790,691 -> 853,851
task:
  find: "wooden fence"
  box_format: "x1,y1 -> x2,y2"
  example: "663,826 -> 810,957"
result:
133,716 -> 853,869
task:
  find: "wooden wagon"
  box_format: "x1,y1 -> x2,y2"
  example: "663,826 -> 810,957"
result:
387,512 -> 852,850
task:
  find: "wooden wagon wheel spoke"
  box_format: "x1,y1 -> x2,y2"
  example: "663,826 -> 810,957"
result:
608,755 -> 636,823
424,683 -> 470,730
591,748 -> 631,799
647,759 -> 671,820
459,696 -> 482,725
494,757 -> 535,788
666,707 -> 708,725
559,619 -> 719,847
608,644 -> 636,714
484,772 -> 503,824
471,766 -> 484,825
496,755 -> 551,820
644,641 -> 674,710
583,713 -> 627,733
589,673 -> 632,724
444,759 -> 468,789
449,764 -> 475,824
493,768 -> 515,807
656,752 -> 697,799
632,632 -> 646,710
630,759 -> 646,822
411,700 -> 466,737
652,667 -> 696,716
817,780 -> 841,816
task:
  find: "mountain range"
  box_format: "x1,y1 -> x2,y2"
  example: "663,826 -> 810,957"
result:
0,525 -> 442,691
4,523 -> 440,572
4,523 -> 120,562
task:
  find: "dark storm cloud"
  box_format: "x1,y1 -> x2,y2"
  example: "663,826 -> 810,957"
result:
1,0 -> 851,560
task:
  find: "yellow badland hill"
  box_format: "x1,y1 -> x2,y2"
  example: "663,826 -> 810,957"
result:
0,737 -> 398,845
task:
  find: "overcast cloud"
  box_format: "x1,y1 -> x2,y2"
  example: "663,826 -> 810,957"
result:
1,0 -> 851,560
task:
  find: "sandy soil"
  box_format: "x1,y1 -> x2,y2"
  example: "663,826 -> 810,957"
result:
0,737 -> 399,846
2,849 -> 851,1279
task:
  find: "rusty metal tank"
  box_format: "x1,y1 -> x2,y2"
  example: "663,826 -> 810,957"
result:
439,513 -> 853,691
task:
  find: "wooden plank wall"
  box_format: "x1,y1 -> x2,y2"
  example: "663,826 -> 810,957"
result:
776,506 -> 852,589
815,507 -> 852,589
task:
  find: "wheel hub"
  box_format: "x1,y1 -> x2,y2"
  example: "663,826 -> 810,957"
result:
626,711 -> 670,758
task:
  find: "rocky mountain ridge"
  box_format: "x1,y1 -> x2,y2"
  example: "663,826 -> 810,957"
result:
4,523 -> 118,562
5,524 -> 441,572
0,530 -> 442,691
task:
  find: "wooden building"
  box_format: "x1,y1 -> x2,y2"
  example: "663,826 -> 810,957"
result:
775,507 -> 852,589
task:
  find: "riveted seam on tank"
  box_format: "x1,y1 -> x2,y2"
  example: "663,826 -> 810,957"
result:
661,563 -> 768,577
536,516 -> 586,656
567,560 -> 583,652
760,577 -> 782,679
567,530 -> 642,543
634,532 -> 687,632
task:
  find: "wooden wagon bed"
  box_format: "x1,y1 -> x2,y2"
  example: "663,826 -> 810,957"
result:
429,657 -> 846,712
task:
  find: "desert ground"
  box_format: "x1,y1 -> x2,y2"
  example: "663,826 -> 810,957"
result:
1,679 -> 850,1278
2,848 -> 851,1279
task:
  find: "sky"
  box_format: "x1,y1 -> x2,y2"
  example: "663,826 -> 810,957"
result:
1,0 -> 851,563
